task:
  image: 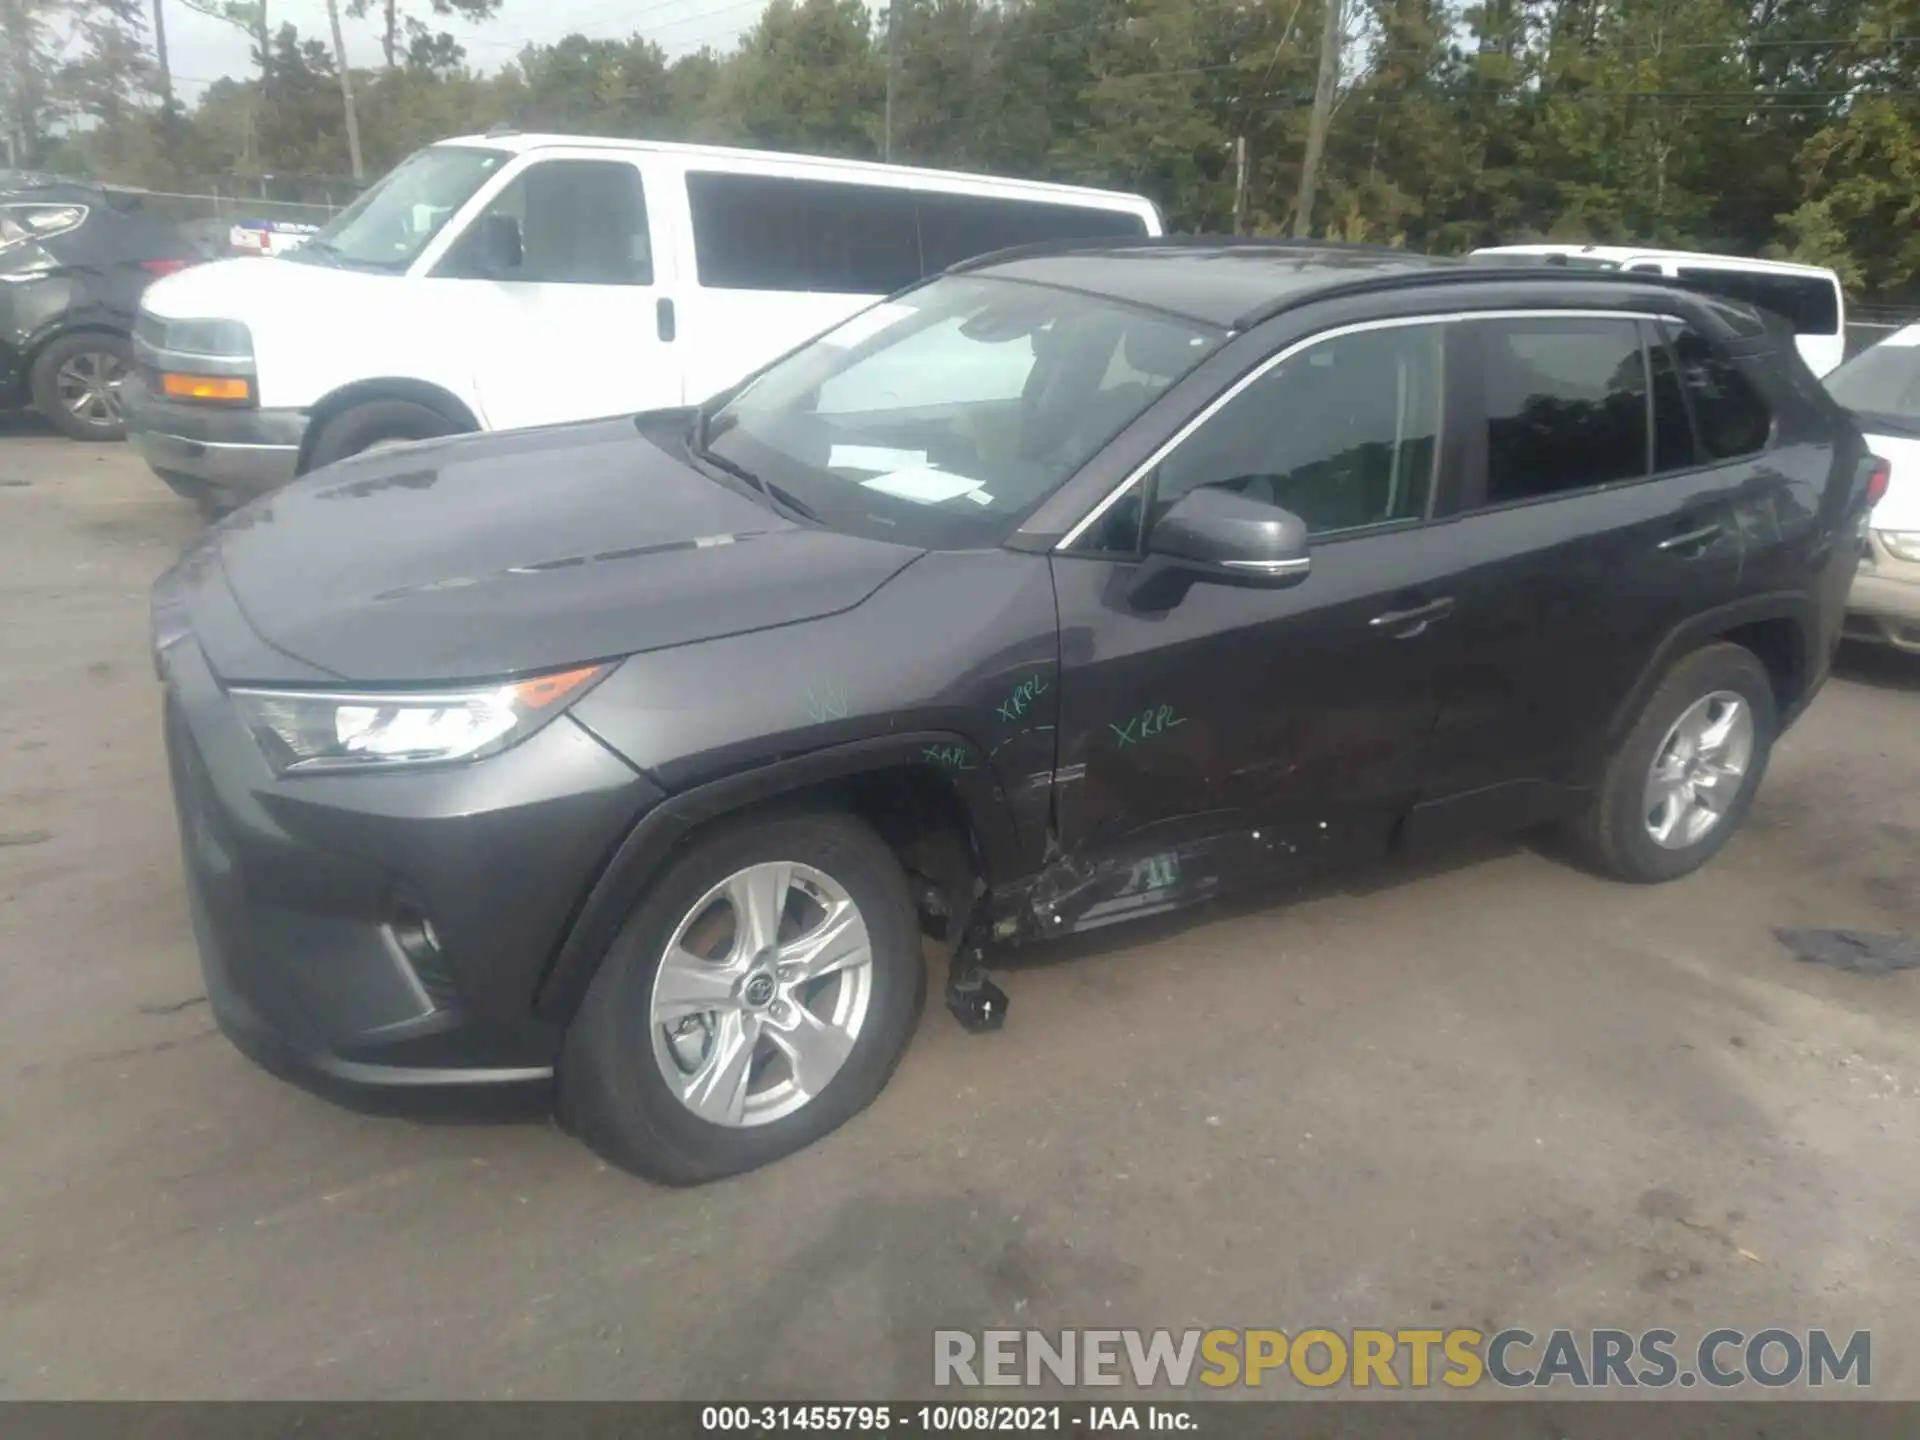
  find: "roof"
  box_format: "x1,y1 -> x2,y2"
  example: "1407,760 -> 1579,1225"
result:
957,239 -> 1458,328
431,133 -> 1155,209
1473,243 -> 1838,281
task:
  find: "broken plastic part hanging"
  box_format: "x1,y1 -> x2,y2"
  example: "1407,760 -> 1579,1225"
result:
943,896 -> 1009,1034
1774,928 -> 1920,975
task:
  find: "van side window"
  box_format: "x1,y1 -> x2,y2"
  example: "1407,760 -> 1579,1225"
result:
1662,322 -> 1772,459
1472,316 -> 1648,503
915,193 -> 1148,273
687,173 -> 921,295
1673,267 -> 1839,337
447,159 -> 652,285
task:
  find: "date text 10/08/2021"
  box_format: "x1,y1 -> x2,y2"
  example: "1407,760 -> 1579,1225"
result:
701,1406 -> 1192,1432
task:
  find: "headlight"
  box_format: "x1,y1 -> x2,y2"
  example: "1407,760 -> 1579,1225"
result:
231,664 -> 610,775
1880,530 -> 1920,563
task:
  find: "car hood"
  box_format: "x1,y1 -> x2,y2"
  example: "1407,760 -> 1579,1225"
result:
196,415 -> 926,683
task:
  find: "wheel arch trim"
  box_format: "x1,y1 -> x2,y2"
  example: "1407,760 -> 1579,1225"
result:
1605,592 -> 1818,754
531,731 -> 1026,1023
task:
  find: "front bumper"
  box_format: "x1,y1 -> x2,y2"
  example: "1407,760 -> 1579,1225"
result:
161,637 -> 661,1106
125,372 -> 307,505
1844,533 -> 1920,653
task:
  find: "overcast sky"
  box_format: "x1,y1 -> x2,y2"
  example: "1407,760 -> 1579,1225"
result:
168,0 -> 769,98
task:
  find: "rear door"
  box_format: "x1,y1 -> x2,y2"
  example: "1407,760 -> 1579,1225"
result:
424,150 -> 677,429
1411,310 -> 1748,826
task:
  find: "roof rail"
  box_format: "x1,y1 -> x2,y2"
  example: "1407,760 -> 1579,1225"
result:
943,232 -> 1420,276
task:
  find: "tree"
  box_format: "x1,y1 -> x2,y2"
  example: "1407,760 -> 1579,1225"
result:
346,0 -> 501,74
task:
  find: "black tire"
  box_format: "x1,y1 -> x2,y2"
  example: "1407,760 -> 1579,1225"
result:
304,399 -> 459,470
558,811 -> 925,1185
30,331 -> 132,442
1563,642 -> 1778,883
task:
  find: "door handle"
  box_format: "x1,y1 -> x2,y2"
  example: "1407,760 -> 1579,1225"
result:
656,297 -> 676,343
1369,596 -> 1454,637
1656,521 -> 1723,553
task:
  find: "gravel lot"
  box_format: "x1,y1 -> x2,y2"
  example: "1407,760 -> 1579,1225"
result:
1,429 -> 1917,1400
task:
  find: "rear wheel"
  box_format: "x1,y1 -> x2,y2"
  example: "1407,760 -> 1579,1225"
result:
558,811 -> 925,1184
30,332 -> 131,441
1563,642 -> 1777,883
303,399 -> 459,471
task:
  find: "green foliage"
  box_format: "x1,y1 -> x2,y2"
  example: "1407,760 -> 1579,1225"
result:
25,0 -> 1920,303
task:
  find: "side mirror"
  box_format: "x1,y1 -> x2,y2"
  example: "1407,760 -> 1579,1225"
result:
470,213 -> 522,276
1146,486 -> 1312,587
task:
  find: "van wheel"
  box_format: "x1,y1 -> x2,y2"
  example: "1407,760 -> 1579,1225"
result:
31,332 -> 131,441
1564,643 -> 1777,883
304,399 -> 458,470
558,811 -> 925,1185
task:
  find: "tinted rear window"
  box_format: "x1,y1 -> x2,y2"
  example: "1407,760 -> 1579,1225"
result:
1673,267 -> 1840,337
687,171 -> 1148,294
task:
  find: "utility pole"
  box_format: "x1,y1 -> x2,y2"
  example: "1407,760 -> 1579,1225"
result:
324,0 -> 364,181
1293,0 -> 1341,238
153,0 -> 176,128
882,0 -> 898,162
1232,135 -> 1248,235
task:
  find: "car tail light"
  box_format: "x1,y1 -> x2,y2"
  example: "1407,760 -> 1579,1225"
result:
140,258 -> 193,278
1865,457 -> 1891,509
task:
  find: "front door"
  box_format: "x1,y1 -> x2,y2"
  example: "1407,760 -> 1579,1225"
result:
1042,317 -> 1466,931
427,154 -> 679,430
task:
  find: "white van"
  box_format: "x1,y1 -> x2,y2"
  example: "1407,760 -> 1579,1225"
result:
1470,244 -> 1847,378
125,134 -> 1163,505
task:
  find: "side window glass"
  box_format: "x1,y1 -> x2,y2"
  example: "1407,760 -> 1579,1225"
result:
1648,322 -> 1697,472
1149,321 -> 1443,537
1476,316 -> 1647,503
1664,322 -> 1772,460
915,192 -> 1149,274
448,160 -> 651,285
687,172 -> 920,295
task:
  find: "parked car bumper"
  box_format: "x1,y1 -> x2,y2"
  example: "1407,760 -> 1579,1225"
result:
125,372 -> 307,505
158,635 -> 661,1110
1844,532 -> 1920,652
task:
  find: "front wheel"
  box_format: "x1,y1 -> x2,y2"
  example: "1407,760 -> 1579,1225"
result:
559,811 -> 925,1184
303,398 -> 459,470
1564,642 -> 1778,883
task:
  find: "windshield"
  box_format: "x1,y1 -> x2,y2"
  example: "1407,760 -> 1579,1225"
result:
289,145 -> 507,273
1825,336 -> 1920,432
702,276 -> 1223,545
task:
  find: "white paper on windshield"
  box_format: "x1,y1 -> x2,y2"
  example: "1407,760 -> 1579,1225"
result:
829,444 -> 928,471
818,302 -> 917,349
860,466 -> 984,504
965,488 -> 995,506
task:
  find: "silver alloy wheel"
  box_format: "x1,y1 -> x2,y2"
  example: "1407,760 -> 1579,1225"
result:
55,350 -> 128,426
648,861 -> 874,1128
1643,690 -> 1754,850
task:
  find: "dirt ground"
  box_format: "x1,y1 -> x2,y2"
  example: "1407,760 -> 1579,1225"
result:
1,427 -> 1917,1401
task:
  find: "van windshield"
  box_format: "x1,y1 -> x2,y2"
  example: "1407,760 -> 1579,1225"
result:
289,146 -> 508,273
698,276 -> 1223,546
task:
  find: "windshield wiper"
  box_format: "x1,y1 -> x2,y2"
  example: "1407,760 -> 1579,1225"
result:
687,429 -> 819,523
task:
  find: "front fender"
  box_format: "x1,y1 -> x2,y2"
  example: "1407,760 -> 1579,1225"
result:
530,730 -> 1024,1022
